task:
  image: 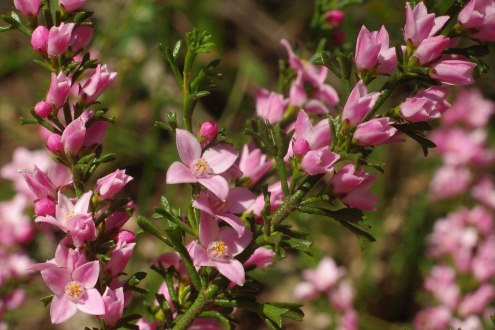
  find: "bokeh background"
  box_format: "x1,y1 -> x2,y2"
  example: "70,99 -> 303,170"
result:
1,0 -> 495,329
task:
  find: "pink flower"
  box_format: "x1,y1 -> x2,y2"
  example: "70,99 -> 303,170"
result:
0,196 -> 33,245
301,147 -> 340,175
429,166 -> 471,200
21,163 -> 72,201
193,187 -> 255,236
355,26 -> 397,74
247,180 -> 285,217
40,260 -> 104,323
46,72 -> 71,109
287,110 -> 332,160
136,318 -> 159,330
31,26 -> 49,53
304,257 -> 345,292
104,231 -> 136,276
404,2 -> 449,46
353,117 -> 399,146
329,280 -> 355,312
414,306 -> 452,330
430,55 -> 476,86
47,23 -> 75,57
81,64 -> 117,103
199,120 -> 219,145
458,284 -> 495,316
245,247 -> 275,268
59,0 -> 87,12
330,164 -> 378,210
84,120 -> 110,148
324,10 -> 345,26
61,116 -> 87,155
400,86 -> 450,122
424,265 -> 460,309
13,0 -> 41,16
166,129 -> 238,200
189,218 -> 252,286
443,88 -> 494,127
100,287 -> 124,327
472,236 -> 495,282
70,25 -> 93,52
35,198 -> 56,217
342,80 -> 380,125
255,88 -> 288,124
289,73 -> 339,114
458,0 -> 495,41
96,169 -> 133,200
238,145 -> 273,186
472,177 -> 495,209
281,39 -> 328,86
412,35 -> 450,65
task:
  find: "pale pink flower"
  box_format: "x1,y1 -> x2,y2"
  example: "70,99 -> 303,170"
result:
166,129 -> 238,201
13,0 -> 41,16
304,257 -> 345,292
430,55 -> 476,86
430,165 -> 471,200
472,236 -> 495,282
81,64 -> 117,103
40,259 -> 104,323
458,284 -> 495,316
0,196 -> 33,246
404,2 -> 449,46
443,89 -> 494,127
400,86 -> 450,122
238,145 -> 273,186
193,187 -> 255,236
289,72 -> 339,114
47,23 -> 75,57
136,318 -> 159,330
414,306 -> 452,330
424,265 -> 461,309
472,177 -> 495,209
355,25 -> 397,74
412,35 -> 450,65
353,117 -> 399,146
100,287 -> 124,327
21,163 -> 71,201
342,80 -> 380,125
328,280 -> 355,312
255,88 -> 289,124
458,0 -> 495,41
450,316 -> 484,330
95,169 -> 133,200
301,147 -> 340,175
188,218 -> 252,286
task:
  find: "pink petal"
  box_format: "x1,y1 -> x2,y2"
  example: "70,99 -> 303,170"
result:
41,267 -> 71,295
175,129 -> 201,165
50,294 -> 78,324
77,288 -> 105,315
74,191 -> 92,214
218,226 -> 252,256
295,111 -> 312,140
166,161 -> 198,184
73,261 -> 100,288
198,175 -> 229,201
192,192 -> 215,216
306,119 -> 332,150
189,241 -> 215,267
218,213 -> 246,237
35,215 -> 67,232
215,259 -> 246,286
202,145 -> 238,174
199,213 -> 219,246
227,187 -> 256,213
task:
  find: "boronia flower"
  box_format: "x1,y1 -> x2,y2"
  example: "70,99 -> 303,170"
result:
238,144 -> 273,186
255,88 -> 289,124
166,129 -> 238,200
404,1 -> 449,46
342,80 -> 380,125
355,25 -> 397,74
188,217 -> 252,286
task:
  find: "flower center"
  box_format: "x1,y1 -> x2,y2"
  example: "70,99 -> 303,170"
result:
207,241 -> 229,260
64,210 -> 76,225
191,158 -> 210,177
64,281 -> 84,301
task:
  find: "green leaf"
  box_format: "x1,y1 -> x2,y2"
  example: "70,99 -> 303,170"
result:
40,295 -> 53,307
137,215 -> 173,247
394,123 -> 436,156
261,302 -> 304,328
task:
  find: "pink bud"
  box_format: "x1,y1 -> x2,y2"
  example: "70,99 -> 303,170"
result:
59,0 -> 87,12
14,0 -> 41,17
61,117 -> 87,155
199,120 -> 219,144
70,25 -> 93,52
430,55 -> 476,86
47,23 -> 75,57
31,26 -> 49,53
95,169 -> 133,200
413,35 -> 450,65
293,139 -> 310,156
66,214 -> 96,247
354,117 -> 399,146
256,88 -> 289,124
46,133 -> 63,154
21,166 -> 55,199
101,287 -> 124,327
324,10 -> 344,26
400,86 -> 450,122
34,100 -> 52,118
105,211 -> 131,232
105,231 -> 136,276
114,230 -> 136,245
34,198 -> 56,217
46,72 -> 71,109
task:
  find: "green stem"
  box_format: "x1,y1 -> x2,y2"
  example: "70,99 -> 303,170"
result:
182,46 -> 196,132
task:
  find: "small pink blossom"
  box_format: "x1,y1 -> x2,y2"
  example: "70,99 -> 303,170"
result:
46,72 -> 71,110
47,23 -> 75,57
189,219 -> 252,286
100,287 -> 124,327
324,10 -> 345,26
400,86 -> 450,122
458,284 -> 495,316
255,88 -> 289,124
353,117 -> 399,146
104,230 -> 136,276
199,120 -> 219,145
247,180 -> 285,217
245,247 -> 275,268
404,2 -> 449,46
59,0 -> 87,12
342,80 -> 380,125
81,64 -> 117,103
166,129 -> 238,201
429,166 -> 471,200
443,89 -> 494,127
14,0 -> 41,16
430,55 -> 476,86
95,169 -> 133,200
355,25 -> 397,74
289,72 -> 339,114
458,0 -> 495,41
61,116 -> 87,155
47,133 -> 64,154
34,198 -> 56,217
34,100 -> 52,118
281,39 -> 328,86
330,164 -> 378,210
238,145 -> 273,186
31,26 -> 49,53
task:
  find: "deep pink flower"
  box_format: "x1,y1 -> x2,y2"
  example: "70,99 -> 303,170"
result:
199,120 -> 219,145
400,86 -> 450,122
40,260 -> 104,323
46,72 -> 71,110
47,133 -> 64,154
95,169 -> 133,200
34,100 -> 52,118
166,129 -> 238,200
100,287 -> 124,327
59,0 -> 87,12
330,164 -> 378,210
404,2 -> 449,46
31,26 -> 49,53
193,187 -> 255,236
238,145 -> 273,186
61,116 -> 87,155
353,117 -> 399,146
81,64 -> 117,103
255,88 -> 289,124
189,218 -> 252,286
458,0 -> 495,41
47,23 -> 75,57
430,55 -> 476,86
35,198 -> 56,217
14,0 -> 41,16
342,80 -> 380,125
355,26 -> 397,74
324,10 -> 345,26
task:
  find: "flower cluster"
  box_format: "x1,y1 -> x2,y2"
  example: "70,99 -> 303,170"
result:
415,89 -> 495,330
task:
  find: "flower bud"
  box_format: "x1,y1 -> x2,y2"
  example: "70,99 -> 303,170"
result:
81,64 -> 117,103
14,0 -> 41,17
34,198 -> 56,217
47,23 -> 75,57
59,0 -> 87,12
95,169 -> 133,200
70,25 -> 93,52
293,139 -> 310,156
199,120 -> 219,144
354,117 -> 399,146
61,117 -> 86,155
105,230 -> 136,276
46,72 -> 71,109
101,287 -> 124,327
324,10 -> 344,26
114,230 -> 136,244
34,100 -> 52,118
46,133 -> 63,154
31,26 -> 49,53
430,55 -> 476,86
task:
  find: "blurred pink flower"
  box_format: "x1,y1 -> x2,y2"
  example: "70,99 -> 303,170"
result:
458,0 -> 495,41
